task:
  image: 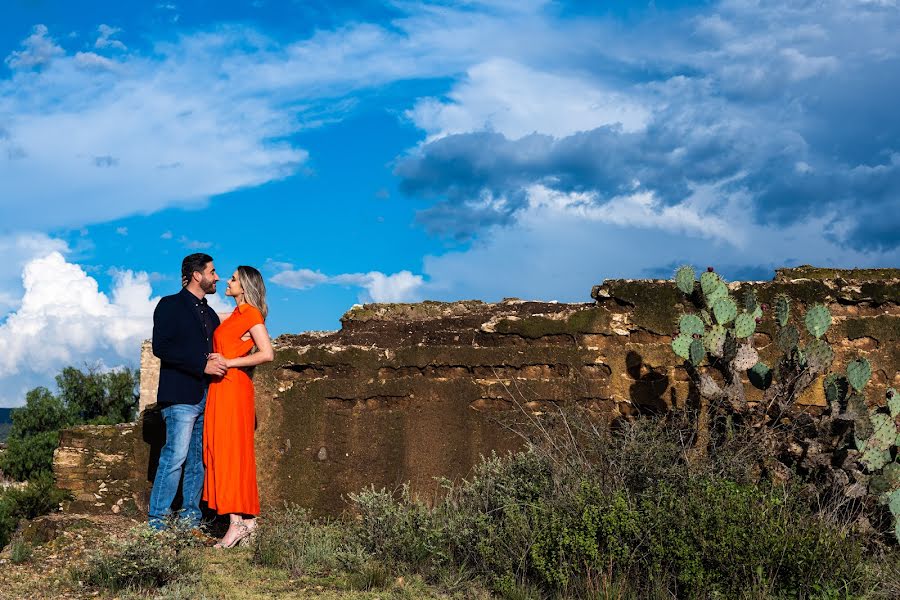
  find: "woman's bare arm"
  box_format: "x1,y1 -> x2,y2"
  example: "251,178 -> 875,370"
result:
224,323 -> 275,368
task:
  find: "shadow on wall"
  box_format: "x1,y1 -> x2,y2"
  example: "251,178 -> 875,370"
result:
626,350 -> 670,414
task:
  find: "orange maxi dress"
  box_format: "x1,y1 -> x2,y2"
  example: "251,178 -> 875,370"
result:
202,303 -> 263,516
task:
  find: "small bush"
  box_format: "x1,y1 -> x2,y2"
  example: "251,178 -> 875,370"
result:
253,505 -> 363,576
0,473 -> 70,549
76,523 -> 200,591
350,484 -> 447,569
9,539 -> 33,564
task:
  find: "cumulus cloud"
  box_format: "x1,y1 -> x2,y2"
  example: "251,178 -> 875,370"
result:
4,25 -> 63,70
408,58 -> 649,141
395,0 -> 900,252
0,233 -> 69,313
416,185 -> 900,303
271,264 -> 424,303
0,252 -> 159,406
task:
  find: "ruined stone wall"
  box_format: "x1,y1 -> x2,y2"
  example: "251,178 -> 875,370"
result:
53,424 -> 144,516
57,267 -> 899,516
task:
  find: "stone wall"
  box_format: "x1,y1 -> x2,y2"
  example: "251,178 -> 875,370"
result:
57,267 -> 900,516
52,424 -> 144,516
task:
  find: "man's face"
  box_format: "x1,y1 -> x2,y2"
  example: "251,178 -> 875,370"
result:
197,261 -> 219,294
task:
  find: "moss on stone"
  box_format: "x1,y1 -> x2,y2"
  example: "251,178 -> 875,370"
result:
598,281 -> 686,335
860,282 -> 900,304
841,315 -> 900,341
494,307 -> 611,338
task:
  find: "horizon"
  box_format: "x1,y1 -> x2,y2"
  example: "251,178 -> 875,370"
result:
1,0 -> 898,407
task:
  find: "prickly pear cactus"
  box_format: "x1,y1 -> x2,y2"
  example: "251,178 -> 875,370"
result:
700,270 -> 720,297
774,294 -> 790,327
712,297 -> 737,325
679,314 -> 705,337
733,313 -> 756,339
704,325 -> 727,357
675,265 -> 696,295
689,338 -> 705,366
846,358 -> 872,392
672,333 -> 693,360
733,345 -> 759,371
775,324 -> 799,353
847,383 -> 900,540
804,303 -> 832,339
804,339 -> 834,371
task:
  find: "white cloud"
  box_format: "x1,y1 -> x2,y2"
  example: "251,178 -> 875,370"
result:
115,226 -> 128,236
408,58 -> 650,141
417,185 -> 900,302
4,24 -> 63,70
270,268 -> 329,290
95,24 -> 127,51
0,233 -> 69,313
271,265 -> 424,303
0,252 -> 160,406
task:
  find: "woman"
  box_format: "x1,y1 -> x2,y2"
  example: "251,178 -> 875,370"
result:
202,265 -> 274,548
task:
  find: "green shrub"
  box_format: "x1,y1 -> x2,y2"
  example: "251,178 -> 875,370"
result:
342,411 -> 871,598
9,539 -> 32,564
0,473 -> 70,549
76,523 -> 200,591
350,484 -> 447,569
253,505 -> 364,576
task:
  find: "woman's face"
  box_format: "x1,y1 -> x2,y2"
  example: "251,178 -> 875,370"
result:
225,270 -> 244,298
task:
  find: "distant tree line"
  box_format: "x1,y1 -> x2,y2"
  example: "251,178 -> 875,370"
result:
0,366 -> 139,482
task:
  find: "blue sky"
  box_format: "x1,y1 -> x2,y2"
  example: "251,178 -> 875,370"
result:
0,0 -> 898,407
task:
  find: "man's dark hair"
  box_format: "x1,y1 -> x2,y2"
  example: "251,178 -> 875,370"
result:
181,253 -> 213,287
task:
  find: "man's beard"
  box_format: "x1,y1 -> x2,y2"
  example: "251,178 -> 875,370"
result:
200,276 -> 217,294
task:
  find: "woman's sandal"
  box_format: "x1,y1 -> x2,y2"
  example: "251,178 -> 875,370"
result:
213,522 -> 254,549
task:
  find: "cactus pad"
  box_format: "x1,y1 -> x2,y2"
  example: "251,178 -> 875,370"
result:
748,362 -> 772,389
742,288 -> 758,312
804,303 -> 832,339
887,388 -> 899,418
862,447 -> 892,472
889,488 -> 900,517
774,294 -> 791,327
679,314 -> 705,337
824,374 -> 849,406
733,344 -> 759,371
752,305 -> 763,320
733,312 -> 756,338
700,271 -> 720,297
776,325 -> 800,353
675,265 -> 695,295
689,338 -> 705,366
847,358 -> 872,392
704,325 -> 727,357
713,297 -> 738,325
706,281 -> 729,304
700,309 -> 712,326
867,413 -> 897,452
671,333 -> 693,360
805,339 -> 834,371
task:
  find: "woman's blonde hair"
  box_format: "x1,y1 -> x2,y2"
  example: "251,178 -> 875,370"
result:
237,265 -> 268,321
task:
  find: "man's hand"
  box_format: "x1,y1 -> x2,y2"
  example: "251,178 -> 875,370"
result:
204,354 -> 227,376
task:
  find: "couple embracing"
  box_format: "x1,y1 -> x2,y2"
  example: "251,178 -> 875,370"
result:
148,253 -> 274,548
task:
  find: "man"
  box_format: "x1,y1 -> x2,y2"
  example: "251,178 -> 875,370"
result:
148,253 -> 227,530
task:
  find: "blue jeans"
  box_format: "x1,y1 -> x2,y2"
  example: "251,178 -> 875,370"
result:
148,394 -> 206,529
